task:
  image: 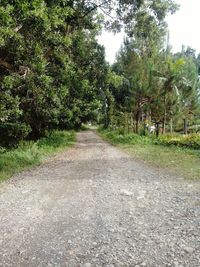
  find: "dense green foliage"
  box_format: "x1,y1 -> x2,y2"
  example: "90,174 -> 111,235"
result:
0,130 -> 75,181
99,128 -> 154,145
104,3 -> 200,134
1,0 -> 199,148
107,44 -> 200,134
0,123 -> 31,147
0,0 -> 109,144
156,133 -> 200,149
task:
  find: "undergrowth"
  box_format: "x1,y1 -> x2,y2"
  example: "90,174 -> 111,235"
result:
0,130 -> 75,181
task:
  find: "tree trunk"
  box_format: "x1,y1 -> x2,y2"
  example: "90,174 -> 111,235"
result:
135,110 -> 140,134
156,122 -> 160,137
127,113 -> 130,133
162,96 -> 167,134
183,119 -> 188,134
131,113 -> 134,132
170,118 -> 173,134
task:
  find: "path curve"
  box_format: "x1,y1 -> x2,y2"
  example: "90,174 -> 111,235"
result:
0,131 -> 200,267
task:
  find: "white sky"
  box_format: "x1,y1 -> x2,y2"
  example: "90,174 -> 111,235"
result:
97,0 -> 200,64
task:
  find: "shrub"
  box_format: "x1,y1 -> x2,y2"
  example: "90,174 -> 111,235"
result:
157,134 -> 200,149
99,129 -> 154,145
0,123 -> 31,148
37,130 -> 75,149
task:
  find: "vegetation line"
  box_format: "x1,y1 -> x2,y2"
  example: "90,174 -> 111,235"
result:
0,131 -> 75,182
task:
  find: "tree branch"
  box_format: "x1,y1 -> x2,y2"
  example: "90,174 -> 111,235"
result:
81,0 -> 111,18
14,25 -> 23,33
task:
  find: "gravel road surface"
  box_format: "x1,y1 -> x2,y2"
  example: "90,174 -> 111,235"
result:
0,131 -> 200,267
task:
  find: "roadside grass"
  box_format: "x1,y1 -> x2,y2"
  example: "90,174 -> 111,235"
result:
0,130 -> 75,182
98,129 -> 200,179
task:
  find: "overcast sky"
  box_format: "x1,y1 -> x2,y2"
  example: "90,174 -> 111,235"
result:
97,0 -> 200,64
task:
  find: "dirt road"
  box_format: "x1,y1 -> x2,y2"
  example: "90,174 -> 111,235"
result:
0,131 -> 200,267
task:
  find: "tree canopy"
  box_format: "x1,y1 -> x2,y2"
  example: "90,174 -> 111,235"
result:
0,0 -> 199,146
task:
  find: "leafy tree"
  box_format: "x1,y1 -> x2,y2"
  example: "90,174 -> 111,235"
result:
0,0 -> 108,140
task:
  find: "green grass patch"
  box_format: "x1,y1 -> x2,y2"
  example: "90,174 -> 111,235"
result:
0,130 -> 75,182
98,128 -> 200,179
